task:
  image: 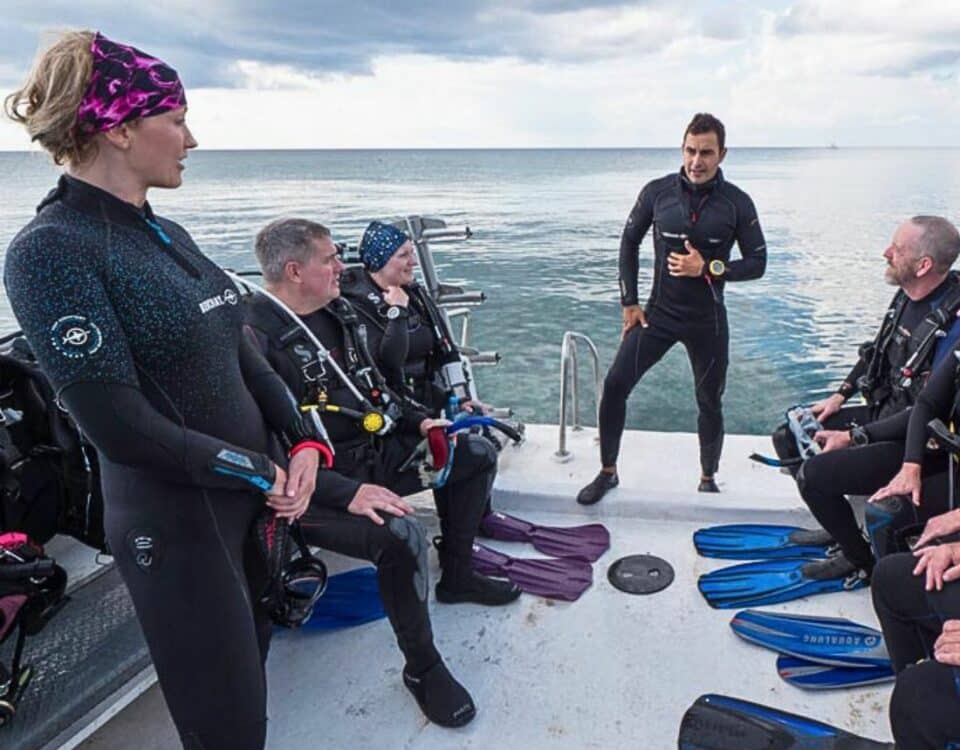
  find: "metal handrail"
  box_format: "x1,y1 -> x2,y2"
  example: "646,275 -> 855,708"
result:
556,331 -> 602,461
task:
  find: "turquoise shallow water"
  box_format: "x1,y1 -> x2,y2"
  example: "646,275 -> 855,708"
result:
2,148 -> 959,434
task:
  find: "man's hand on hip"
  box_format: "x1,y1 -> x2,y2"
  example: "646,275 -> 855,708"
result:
622,305 -> 648,339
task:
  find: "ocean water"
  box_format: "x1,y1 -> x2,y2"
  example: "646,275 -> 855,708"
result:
1,148 -> 959,436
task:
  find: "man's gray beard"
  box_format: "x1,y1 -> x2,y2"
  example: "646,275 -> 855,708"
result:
884,265 -> 905,286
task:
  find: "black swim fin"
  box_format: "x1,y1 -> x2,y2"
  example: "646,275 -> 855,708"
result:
678,693 -> 894,749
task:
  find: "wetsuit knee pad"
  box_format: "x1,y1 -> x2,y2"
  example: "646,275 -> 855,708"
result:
386,515 -> 429,602
455,434 -> 497,474
794,453 -> 829,498
865,495 -> 915,559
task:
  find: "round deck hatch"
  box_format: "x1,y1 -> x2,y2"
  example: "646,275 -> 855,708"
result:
607,554 -> 674,594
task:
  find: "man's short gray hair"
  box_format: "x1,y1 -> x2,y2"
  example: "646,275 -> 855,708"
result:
255,218 -> 331,283
911,216 -> 960,274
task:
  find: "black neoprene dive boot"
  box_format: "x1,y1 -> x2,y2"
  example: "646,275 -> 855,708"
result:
576,470 -> 619,505
433,538 -> 521,606
403,660 -> 476,727
698,476 -> 720,493
804,551 -> 872,585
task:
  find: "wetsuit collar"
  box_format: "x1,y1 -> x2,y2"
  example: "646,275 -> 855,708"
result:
679,167 -> 723,195
364,269 -> 389,295
916,273 -> 955,306
40,173 -> 161,231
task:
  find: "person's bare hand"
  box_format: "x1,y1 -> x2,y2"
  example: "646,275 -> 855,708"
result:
384,286 -> 408,307
815,429 -> 851,453
347,483 -> 414,525
915,510 -> 960,549
622,305 -> 648,339
266,464 -> 309,519
913,542 -> 960,591
419,417 -> 451,437
810,393 -> 846,421
870,462 -> 923,506
280,448 -> 319,520
267,464 -> 287,498
667,240 -> 706,277
462,399 -> 490,415
935,620 -> 960,666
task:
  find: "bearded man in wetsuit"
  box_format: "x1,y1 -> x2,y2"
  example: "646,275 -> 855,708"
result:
577,112 -> 767,504
789,217 -> 960,585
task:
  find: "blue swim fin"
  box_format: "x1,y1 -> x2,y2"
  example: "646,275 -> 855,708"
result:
302,567 -> 386,630
730,609 -> 889,668
678,693 -> 894,749
776,655 -> 895,690
693,524 -> 834,560
698,556 -> 868,609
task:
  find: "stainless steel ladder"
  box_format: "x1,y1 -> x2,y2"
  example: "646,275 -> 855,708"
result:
556,331 -> 601,462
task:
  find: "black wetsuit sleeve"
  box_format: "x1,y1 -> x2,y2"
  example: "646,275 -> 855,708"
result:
618,188 -> 655,306
396,405 -> 430,436
60,381 -> 276,491
724,193 -> 766,282
904,354 -> 956,463
378,316 -> 409,378
863,408 -> 911,443
840,358 -> 867,396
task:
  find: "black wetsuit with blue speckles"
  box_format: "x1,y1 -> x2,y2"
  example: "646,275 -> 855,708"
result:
3,174 -> 306,750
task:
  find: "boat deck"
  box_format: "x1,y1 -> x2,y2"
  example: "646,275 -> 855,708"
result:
72,426 -> 892,749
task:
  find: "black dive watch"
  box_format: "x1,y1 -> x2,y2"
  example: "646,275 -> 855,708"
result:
849,425 -> 870,447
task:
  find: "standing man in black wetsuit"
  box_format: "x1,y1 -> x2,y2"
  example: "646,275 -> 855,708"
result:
578,113 -> 767,504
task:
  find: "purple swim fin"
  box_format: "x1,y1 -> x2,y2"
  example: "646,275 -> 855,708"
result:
470,543 -> 593,602
479,511 -> 610,562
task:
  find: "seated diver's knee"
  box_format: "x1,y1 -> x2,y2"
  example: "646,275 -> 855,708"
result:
383,515 -> 430,600
865,495 -> 910,559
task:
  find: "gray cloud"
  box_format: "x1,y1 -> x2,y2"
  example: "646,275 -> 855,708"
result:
873,49 -> 960,77
3,0 -> 665,88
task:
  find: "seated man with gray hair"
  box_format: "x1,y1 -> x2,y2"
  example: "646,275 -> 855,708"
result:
779,216 -> 960,589
242,218 -> 524,728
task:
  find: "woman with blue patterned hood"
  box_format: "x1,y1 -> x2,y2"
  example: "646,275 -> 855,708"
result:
347,220 -> 487,415
342,221 -> 423,388
3,30 -> 332,749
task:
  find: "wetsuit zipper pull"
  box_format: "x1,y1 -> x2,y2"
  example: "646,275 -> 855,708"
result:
143,217 -> 202,278
144,218 -> 173,246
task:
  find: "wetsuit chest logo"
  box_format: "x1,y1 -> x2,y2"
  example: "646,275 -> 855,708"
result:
50,315 -> 103,359
292,343 -> 326,383
198,288 -> 239,314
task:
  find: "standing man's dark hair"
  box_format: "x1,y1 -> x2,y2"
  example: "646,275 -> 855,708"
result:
684,112 -> 726,151
576,113 -> 767,504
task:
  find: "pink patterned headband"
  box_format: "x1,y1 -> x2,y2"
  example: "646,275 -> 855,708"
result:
75,32 -> 186,135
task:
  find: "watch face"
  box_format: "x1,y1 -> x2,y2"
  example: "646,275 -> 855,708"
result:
386,306 -> 400,320
709,260 -> 726,276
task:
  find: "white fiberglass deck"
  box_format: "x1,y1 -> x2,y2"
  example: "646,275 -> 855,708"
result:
79,426 -> 893,749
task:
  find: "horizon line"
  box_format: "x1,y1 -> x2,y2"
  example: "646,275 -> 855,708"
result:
0,145 -> 954,154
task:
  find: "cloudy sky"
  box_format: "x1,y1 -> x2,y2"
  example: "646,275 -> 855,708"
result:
1,0 -> 958,149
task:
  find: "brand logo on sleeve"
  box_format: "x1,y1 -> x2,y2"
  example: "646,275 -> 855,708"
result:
199,288 -> 240,314
50,315 -> 103,359
126,530 -> 160,572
